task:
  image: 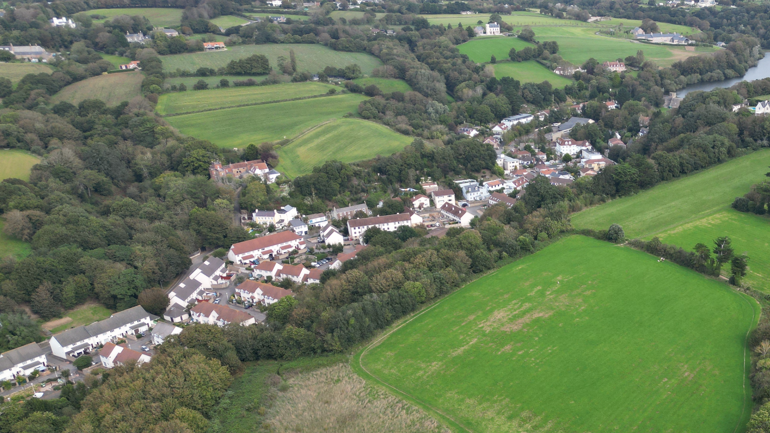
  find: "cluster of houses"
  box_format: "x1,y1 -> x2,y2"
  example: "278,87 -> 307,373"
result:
665,0 -> 716,7
553,66 -> 586,76
631,27 -> 691,45
50,17 -> 76,28
210,159 -> 281,184
165,257 -> 231,322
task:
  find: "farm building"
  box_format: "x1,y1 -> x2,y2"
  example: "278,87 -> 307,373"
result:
0,44 -> 52,61
209,160 -> 279,183
634,30 -> 691,45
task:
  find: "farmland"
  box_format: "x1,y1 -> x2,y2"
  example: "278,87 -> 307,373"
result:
209,15 -> 250,28
99,53 -> 131,69
572,149 -> 770,292
352,77 -> 412,93
493,61 -> 573,87
357,235 -> 757,432
422,12 -> 586,27
276,118 -> 412,178
0,63 -> 53,84
156,82 -> 336,115
51,71 -> 144,106
0,149 -> 39,182
164,93 -> 367,148
85,8 -> 183,27
328,11 -> 387,20
457,36 -> 535,63
163,75 -> 265,90
161,44 -> 382,75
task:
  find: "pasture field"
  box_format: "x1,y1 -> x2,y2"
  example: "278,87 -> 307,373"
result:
352,77 -> 412,93
328,11 -> 386,20
276,118 -> 412,177
187,34 -> 228,42
164,93 -> 367,148
161,44 -> 382,74
457,36 -> 535,63
44,304 -> 113,334
250,13 -> 308,22
99,53 -> 131,69
0,63 -> 52,84
493,61 -> 573,87
0,220 -> 32,259
209,15 -> 249,28
572,149 -> 770,291
163,75 -> 267,89
422,12 -> 589,27
85,8 -> 183,27
51,71 -> 144,106
0,149 -> 39,181
156,81 -> 335,115
357,235 -> 758,433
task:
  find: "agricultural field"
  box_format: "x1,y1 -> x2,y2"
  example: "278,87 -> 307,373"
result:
328,10 -> 386,20
0,149 -> 39,181
0,63 -> 53,84
161,44 -> 382,75
276,118 -> 412,178
51,71 -> 144,106
43,304 -> 113,334
85,8 -> 183,27
99,53 -> 131,69
572,149 -> 770,292
209,15 -> 250,28
352,77 -> 412,93
356,235 -> 757,432
163,75 -> 265,90
164,93 -> 367,148
187,34 -> 228,42
250,13 -> 308,22
457,36 -> 535,63
422,12 -> 588,28
493,61 -> 573,87
156,81 -> 335,115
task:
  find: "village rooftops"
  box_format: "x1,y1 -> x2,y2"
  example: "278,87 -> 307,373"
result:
432,189 -> 455,197
52,306 -> 154,348
336,245 -> 367,263
230,231 -> 303,255
237,280 -> 293,299
441,202 -> 467,218
191,302 -> 253,324
557,117 -> 593,132
489,192 -> 517,208
347,213 -> 411,229
0,342 -> 45,372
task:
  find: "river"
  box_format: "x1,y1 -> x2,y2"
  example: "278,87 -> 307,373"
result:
676,55 -> 770,98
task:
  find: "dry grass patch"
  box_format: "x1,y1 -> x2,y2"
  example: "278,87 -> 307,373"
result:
263,364 -> 447,433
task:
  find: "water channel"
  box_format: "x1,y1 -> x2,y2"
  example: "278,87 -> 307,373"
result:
676,55 -> 770,98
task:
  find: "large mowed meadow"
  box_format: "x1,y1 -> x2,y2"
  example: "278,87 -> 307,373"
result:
161,44 -> 382,74
84,8 -> 183,27
0,63 -> 53,85
52,71 -> 144,106
572,149 -> 770,292
357,235 -> 758,433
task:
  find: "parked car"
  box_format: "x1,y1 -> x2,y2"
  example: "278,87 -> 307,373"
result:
214,299 -> 221,304
141,346 -> 149,352
33,392 -> 44,398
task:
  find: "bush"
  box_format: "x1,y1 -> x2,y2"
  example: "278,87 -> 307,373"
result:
193,79 -> 209,90
74,355 -> 92,370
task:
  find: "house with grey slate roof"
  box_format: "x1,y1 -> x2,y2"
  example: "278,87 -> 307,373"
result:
0,342 -> 47,382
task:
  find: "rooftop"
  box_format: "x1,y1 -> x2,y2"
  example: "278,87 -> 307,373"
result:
231,231 -> 302,255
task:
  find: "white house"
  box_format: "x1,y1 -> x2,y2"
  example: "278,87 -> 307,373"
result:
320,223 -> 344,246
331,203 -> 370,220
253,261 -> 282,280
50,306 -> 155,359
275,263 -> 310,283
458,127 -> 479,137
420,182 -> 438,194
441,203 -> 474,227
99,342 -> 151,369
307,213 -> 328,227
756,100 -> 770,116
347,213 -> 413,241
483,179 -> 505,192
252,205 -> 297,228
431,189 -> 456,209
554,138 -> 593,157
50,17 -> 76,28
151,322 -> 182,346
289,218 -> 308,235
485,22 -> 500,35
166,257 -> 227,319
461,183 -> 489,201
268,0 -> 283,5
228,231 -> 306,264
236,280 -> 294,305
125,31 -> 147,44
0,343 -> 47,382
602,61 -> 626,72
411,194 -> 431,210
190,303 -> 256,327
407,209 -> 423,226
501,114 -> 534,128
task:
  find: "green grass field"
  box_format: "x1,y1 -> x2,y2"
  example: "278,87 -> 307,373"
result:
163,75 -> 267,90
250,13 -> 308,22
0,63 -> 53,84
0,149 -> 39,181
187,34 -> 228,42
276,118 -> 412,177
99,53 -> 131,69
51,71 -> 144,106
422,12 -> 588,28
156,81 -> 335,115
356,235 -> 757,433
351,77 -> 412,93
209,15 -> 249,28
86,8 -> 183,27
572,149 -> 770,291
0,220 -> 32,259
457,36 -> 535,63
161,44 -> 382,75
45,304 -> 114,335
493,61 -> 573,87
164,93 -> 367,148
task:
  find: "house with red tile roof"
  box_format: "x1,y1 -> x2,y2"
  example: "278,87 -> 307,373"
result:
228,231 -> 306,264
236,280 -> 294,305
209,160 -> 270,182
330,245 -> 367,270
99,342 -> 151,369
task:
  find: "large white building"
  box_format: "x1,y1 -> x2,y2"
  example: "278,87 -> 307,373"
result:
0,343 -> 47,382
50,17 -> 76,28
485,22 -> 500,35
756,100 -> 770,116
228,231 -> 306,264
501,114 -> 534,127
320,223 -> 344,246
554,138 -> 593,157
461,183 -> 490,201
431,189 -> 456,209
50,306 -> 155,359
347,213 -> 413,241
252,205 -> 297,228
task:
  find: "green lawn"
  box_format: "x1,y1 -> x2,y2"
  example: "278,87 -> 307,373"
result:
0,220 -> 31,259
422,12 -> 589,28
209,15 -> 249,28
156,82 -> 336,115
46,304 -> 114,335
356,235 -> 757,433
276,118 -> 412,178
161,44 -> 382,75
457,36 -> 535,63
164,93 -> 367,148
351,77 -> 412,93
163,75 -> 268,90
187,34 -> 229,42
51,71 -> 144,106
572,149 -> 770,292
99,53 -> 131,69
0,149 -> 39,181
85,8 -> 183,27
493,61 -> 573,87
0,63 -> 53,85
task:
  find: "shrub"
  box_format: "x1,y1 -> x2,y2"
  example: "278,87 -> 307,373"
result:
74,355 -> 92,371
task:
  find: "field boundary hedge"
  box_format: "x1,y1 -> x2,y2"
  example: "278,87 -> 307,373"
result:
159,91 -> 337,117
